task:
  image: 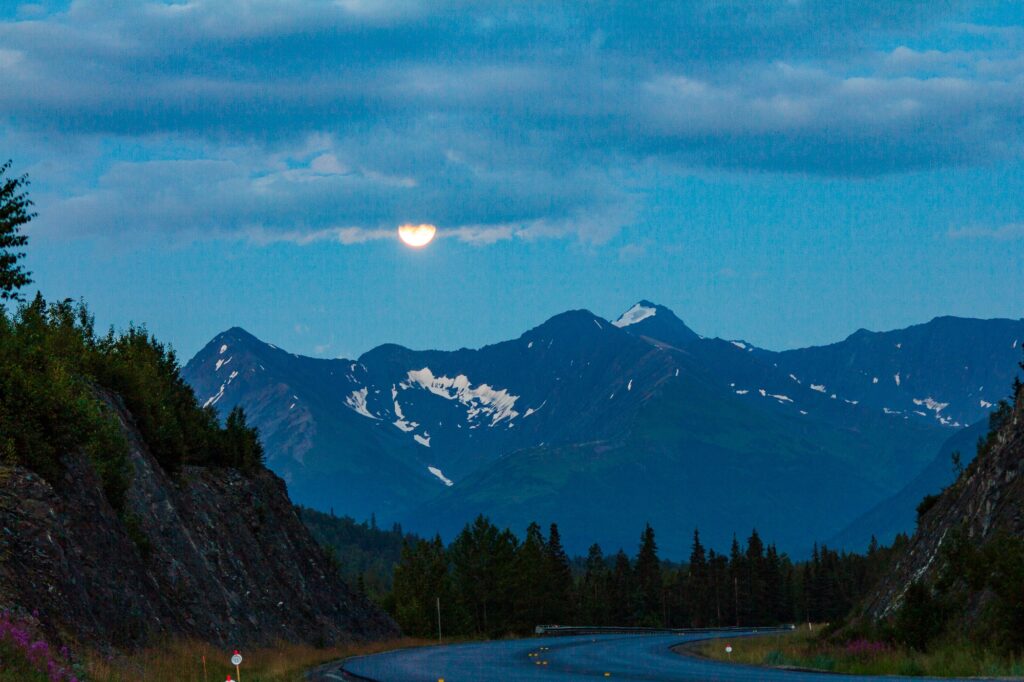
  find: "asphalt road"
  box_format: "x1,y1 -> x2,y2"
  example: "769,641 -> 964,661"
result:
313,631 -> 979,682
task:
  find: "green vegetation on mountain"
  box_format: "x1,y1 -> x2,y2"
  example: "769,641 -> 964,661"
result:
0,164 -> 264,492
298,506 -> 415,599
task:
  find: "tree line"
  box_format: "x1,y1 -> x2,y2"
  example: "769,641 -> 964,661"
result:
388,514 -> 902,638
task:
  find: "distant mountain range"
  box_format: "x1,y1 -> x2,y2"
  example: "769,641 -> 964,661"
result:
182,303 -> 1024,557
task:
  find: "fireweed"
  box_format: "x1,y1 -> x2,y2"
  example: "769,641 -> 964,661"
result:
0,611 -> 79,682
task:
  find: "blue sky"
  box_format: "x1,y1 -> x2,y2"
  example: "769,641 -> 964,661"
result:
2,1 -> 1022,359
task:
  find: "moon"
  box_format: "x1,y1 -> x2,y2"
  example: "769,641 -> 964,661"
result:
398,223 -> 437,248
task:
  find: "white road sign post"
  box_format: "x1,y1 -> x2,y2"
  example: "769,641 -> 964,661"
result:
725,644 -> 733,656
231,650 -> 243,681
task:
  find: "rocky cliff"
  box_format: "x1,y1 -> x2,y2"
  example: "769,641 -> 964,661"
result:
860,388 -> 1023,621
0,391 -> 397,650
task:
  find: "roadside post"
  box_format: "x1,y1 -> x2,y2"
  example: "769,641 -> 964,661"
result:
231,650 -> 243,681
725,644 -> 733,658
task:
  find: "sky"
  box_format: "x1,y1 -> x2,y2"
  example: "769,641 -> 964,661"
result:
1,0 -> 1022,360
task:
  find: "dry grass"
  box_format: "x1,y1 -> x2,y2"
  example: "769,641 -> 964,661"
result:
688,626 -> 1024,678
83,637 -> 433,682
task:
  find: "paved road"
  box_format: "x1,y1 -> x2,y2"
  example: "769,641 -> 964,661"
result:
314,631 -> 979,681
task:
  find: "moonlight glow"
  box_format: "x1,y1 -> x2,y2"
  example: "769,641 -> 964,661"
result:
398,223 -> 437,248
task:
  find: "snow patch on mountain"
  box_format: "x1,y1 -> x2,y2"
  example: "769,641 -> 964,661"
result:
810,384 -> 826,393
203,383 -> 226,408
219,344 -> 228,355
345,387 -> 379,420
392,398 -> 417,432
215,356 -> 232,372
414,433 -> 431,447
731,341 -> 747,350
613,303 -> 656,328
524,400 -> 547,418
913,397 -> 949,414
405,367 -> 519,425
894,372 -> 901,386
428,466 -> 453,486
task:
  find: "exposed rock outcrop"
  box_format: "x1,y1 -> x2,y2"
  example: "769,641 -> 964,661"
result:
860,390 -> 1024,621
0,392 -> 397,650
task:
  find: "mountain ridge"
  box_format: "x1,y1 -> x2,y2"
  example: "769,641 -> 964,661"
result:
183,304 -> 1024,557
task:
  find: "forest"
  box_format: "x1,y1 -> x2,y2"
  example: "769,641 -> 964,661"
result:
308,510 -> 903,638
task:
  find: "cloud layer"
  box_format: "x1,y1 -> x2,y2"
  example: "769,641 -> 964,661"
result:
1,1 -> 1022,244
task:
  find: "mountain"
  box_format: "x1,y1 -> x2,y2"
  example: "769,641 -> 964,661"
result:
183,304 -> 1023,557
762,316 -> 1024,429
0,389 -> 396,650
829,417 -> 990,551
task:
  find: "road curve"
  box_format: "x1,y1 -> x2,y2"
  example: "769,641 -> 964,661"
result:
312,631 -> 976,682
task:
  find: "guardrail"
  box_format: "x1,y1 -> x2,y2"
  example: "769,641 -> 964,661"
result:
534,624 -> 796,636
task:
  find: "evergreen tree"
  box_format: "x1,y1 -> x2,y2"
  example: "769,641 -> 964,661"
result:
449,515 -> 518,636
392,536 -> 452,637
635,523 -> 663,625
744,529 -> 766,625
708,549 -> 727,626
0,161 -> 33,301
221,406 -> 265,470
578,544 -> 610,625
544,523 -> 574,624
728,535 -> 743,626
608,550 -> 635,626
511,522 -> 548,630
688,529 -> 710,626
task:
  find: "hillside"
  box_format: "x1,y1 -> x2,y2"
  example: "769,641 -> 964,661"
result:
859,376 -> 1024,646
0,298 -> 397,651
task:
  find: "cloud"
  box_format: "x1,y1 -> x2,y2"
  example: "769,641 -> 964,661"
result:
948,222 -> 1024,240
2,1 -> 1022,244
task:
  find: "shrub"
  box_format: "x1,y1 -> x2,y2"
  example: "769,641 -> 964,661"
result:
915,494 -> 940,522
895,582 -> 944,651
0,295 -> 264,499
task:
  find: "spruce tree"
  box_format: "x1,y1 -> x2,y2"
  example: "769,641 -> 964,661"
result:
393,537 -> 451,636
578,543 -> 610,625
545,523 -> 575,624
511,522 -> 548,630
608,550 -> 635,626
728,535 -> 743,625
0,161 -> 33,301
635,523 -> 663,625
449,516 -> 517,636
688,529 -> 710,626
744,529 -> 766,625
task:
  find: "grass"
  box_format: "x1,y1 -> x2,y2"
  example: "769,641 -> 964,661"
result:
688,626 -> 1024,678
80,637 -> 433,682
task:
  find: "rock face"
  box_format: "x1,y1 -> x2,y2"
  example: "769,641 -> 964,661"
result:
0,392 -> 397,650
861,390 -> 1024,620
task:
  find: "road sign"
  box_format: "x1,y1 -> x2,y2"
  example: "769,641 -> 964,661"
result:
231,651 -> 243,666
725,645 -> 733,654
